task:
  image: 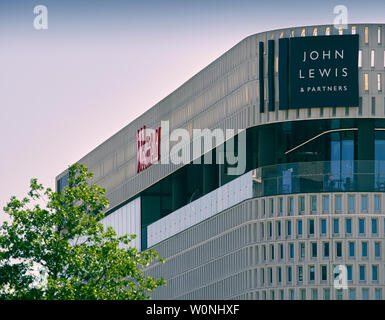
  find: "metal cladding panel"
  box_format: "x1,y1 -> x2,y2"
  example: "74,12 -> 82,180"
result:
268,39 -> 275,111
259,41 -> 265,113
278,38 -> 290,110
100,197 -> 141,250
146,171 -> 253,248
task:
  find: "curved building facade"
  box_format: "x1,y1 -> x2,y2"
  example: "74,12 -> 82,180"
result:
57,24 -> 385,300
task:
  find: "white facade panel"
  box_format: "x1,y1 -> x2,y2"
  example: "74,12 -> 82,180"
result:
147,170 -> 253,247
101,197 -> 141,251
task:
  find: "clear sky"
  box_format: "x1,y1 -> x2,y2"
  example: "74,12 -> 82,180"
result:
0,0 -> 384,223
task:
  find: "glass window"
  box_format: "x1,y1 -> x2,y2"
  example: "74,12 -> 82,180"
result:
336,289 -> 343,300
336,242 -> 342,257
300,243 -> 305,259
270,244 -> 274,260
311,289 -> 318,300
364,73 -> 369,91
375,242 -> 381,258
375,289 -> 382,300
333,219 -> 339,234
324,288 -> 330,300
364,26 -> 369,44
277,221 -> 281,237
348,195 -> 355,212
270,198 -> 274,216
288,197 -> 293,215
325,27 -> 330,36
351,26 -> 356,35
321,219 -> 327,235
261,269 -> 265,284
323,195 -> 329,213
372,97 -> 376,116
287,266 -> 292,282
298,266 -> 303,282
372,265 -> 378,281
280,243 -> 284,259
359,219 -> 365,234
311,242 -> 317,258
278,267 -> 282,283
372,219 -> 378,234
378,26 -> 382,44
300,289 -> 306,300
374,195 -> 381,212
362,288 -> 369,300
309,219 -> 314,235
321,265 -> 327,281
297,220 -> 303,236
359,265 -> 366,281
263,245 -> 266,261
349,242 -> 355,257
361,195 -> 368,212
299,196 -> 305,213
323,242 -> 329,258
261,222 -> 265,239
347,265 -> 353,281
262,199 -> 266,216
268,222 -> 272,238
287,220 -> 292,236
378,74 -> 382,92
375,131 -> 385,188
346,218 -> 352,234
279,197 -> 283,214
309,265 -> 315,281
335,195 -> 342,212
311,196 -> 317,212
371,49 -> 375,67
349,288 -> 356,300
289,243 -> 294,259
362,242 -> 368,257
290,289 -> 294,300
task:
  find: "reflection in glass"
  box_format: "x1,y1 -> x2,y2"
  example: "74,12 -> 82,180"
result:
330,132 -> 354,191
375,131 -> 385,189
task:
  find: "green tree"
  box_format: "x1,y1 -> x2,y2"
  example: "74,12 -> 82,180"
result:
0,163 -> 165,300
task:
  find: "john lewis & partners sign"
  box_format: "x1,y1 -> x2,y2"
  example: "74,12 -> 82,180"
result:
279,34 -> 359,109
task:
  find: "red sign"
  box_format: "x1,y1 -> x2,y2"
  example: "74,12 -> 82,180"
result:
136,125 -> 161,173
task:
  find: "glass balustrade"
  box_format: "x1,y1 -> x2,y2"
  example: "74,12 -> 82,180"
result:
253,160 -> 385,197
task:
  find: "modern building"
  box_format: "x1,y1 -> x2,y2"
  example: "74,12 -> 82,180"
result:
56,24 -> 385,300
